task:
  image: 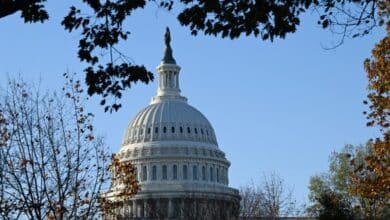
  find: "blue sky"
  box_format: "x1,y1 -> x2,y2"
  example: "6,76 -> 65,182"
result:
0,2 -> 385,205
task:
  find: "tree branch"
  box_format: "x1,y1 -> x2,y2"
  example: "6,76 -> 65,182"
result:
0,0 -> 29,19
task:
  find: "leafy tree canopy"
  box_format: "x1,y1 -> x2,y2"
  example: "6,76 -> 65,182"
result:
308,143 -> 390,219
0,0 -> 387,112
351,16 -> 390,218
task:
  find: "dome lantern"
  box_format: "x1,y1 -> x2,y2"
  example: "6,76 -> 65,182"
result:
151,27 -> 187,104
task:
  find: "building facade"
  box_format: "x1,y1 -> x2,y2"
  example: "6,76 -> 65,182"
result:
105,28 -> 240,219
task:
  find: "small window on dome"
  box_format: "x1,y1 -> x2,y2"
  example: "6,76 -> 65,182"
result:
183,165 -> 188,180
201,129 -> 204,135
187,127 -> 191,133
162,165 -> 167,180
171,127 -> 175,133
202,166 -> 206,180
152,166 -> 157,180
147,127 -> 151,134
173,165 -> 178,180
155,127 -> 158,133
163,127 -> 167,133
180,127 -> 183,133
142,166 -> 147,181
193,165 -> 198,180
206,130 -> 209,136
194,128 -> 198,134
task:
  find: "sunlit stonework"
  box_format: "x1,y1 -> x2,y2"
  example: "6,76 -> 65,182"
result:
105,28 -> 240,219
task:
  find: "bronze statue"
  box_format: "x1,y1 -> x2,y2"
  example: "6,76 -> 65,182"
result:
164,27 -> 171,48
162,26 -> 176,64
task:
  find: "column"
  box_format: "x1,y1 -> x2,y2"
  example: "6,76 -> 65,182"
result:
132,200 -> 137,218
144,200 -> 149,218
193,199 -> 197,219
156,198 -> 160,217
128,201 -> 132,218
168,199 -> 173,218
180,199 -> 185,219
137,200 -> 144,218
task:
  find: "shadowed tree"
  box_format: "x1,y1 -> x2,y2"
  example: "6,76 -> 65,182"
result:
0,0 -> 387,112
316,190 -> 354,220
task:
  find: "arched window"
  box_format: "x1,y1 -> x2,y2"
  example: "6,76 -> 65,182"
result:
201,129 -> 204,135
147,127 -> 151,134
171,126 -> 175,133
180,126 -> 183,133
183,165 -> 188,180
202,166 -> 206,181
210,167 -> 214,181
194,128 -> 198,134
142,166 -> 147,181
163,127 -> 167,133
152,165 -> 157,180
155,127 -> 158,133
206,130 -> 209,136
173,165 -> 178,180
162,165 -> 167,180
193,165 -> 198,180
216,168 -> 219,183
187,127 -> 191,133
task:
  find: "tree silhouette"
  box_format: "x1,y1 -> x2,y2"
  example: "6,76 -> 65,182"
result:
0,0 -> 387,111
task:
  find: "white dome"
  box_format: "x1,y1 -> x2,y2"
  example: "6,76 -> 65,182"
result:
122,100 -> 218,147
106,32 -> 240,219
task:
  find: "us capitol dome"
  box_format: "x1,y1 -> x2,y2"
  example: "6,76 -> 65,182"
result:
104,28 -> 240,220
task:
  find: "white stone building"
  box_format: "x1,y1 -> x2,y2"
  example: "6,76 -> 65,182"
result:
105,28 -> 240,219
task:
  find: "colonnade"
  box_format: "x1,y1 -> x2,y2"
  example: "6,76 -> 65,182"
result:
103,197 -> 238,220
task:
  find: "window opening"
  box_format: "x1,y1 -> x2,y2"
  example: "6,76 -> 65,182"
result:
173,165 -> 178,180
142,166 -> 147,181
183,165 -> 188,180
162,165 -> 167,180
193,165 -> 198,180
152,166 -> 157,180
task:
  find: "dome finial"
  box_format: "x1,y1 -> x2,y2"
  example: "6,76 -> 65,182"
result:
162,27 -> 176,64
